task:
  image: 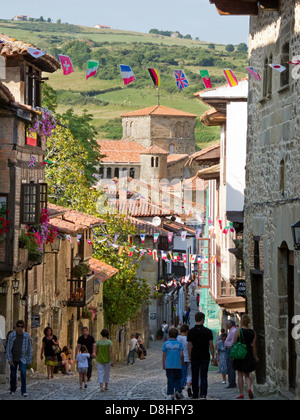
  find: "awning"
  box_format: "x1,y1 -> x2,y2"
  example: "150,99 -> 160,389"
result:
89,258 -> 119,283
196,164 -> 220,180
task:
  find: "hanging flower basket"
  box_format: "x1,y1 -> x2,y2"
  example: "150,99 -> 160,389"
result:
82,306 -> 98,321
28,107 -> 57,141
0,206 -> 10,243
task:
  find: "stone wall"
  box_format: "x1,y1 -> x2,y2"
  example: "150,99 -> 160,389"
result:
245,0 -> 300,398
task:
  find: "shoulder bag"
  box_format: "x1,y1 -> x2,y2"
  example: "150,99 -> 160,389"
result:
230,328 -> 248,360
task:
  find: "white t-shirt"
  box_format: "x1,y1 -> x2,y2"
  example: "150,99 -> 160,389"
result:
177,335 -> 189,362
129,338 -> 138,351
76,352 -> 90,369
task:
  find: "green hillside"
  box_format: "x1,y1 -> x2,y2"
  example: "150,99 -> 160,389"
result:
0,19 -> 249,149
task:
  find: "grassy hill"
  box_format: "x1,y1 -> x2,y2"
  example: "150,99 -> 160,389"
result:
0,19 -> 249,149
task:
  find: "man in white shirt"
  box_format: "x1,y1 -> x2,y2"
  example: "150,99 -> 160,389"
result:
162,322 -> 169,342
127,334 -> 138,365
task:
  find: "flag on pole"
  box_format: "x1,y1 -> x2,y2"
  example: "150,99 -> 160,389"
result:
269,63 -> 286,73
86,60 -> 99,80
174,69 -> 189,90
148,68 -> 161,87
200,69 -> 212,88
246,66 -> 261,81
58,55 -> 74,76
120,64 -> 136,85
27,47 -> 47,59
223,68 -> 238,87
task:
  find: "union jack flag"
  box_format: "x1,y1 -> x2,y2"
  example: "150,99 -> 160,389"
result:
174,69 -> 189,90
28,155 -> 37,167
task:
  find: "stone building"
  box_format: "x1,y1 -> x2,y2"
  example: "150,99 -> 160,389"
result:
97,105 -> 197,183
211,0 -> 300,398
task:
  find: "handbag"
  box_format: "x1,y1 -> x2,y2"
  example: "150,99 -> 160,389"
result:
230,328 -> 248,360
52,344 -> 61,355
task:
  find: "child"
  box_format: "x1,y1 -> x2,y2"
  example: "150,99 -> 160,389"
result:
76,345 -> 90,389
162,327 -> 184,400
96,329 -> 114,392
61,346 -> 74,375
196,294 -> 200,307
177,324 -> 190,392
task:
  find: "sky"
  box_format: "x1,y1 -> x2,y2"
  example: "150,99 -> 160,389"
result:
1,0 -> 250,45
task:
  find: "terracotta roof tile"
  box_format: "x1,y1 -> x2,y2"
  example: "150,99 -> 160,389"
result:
120,105 -> 198,118
167,154 -> 188,164
0,34 -> 60,73
48,203 -> 105,234
142,146 -> 169,155
97,140 -> 146,163
89,258 -> 118,283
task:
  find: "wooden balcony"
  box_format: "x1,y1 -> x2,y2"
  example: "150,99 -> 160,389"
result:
67,274 -> 95,307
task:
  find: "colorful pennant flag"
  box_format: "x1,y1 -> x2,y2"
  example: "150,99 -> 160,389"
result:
140,234 -> 146,244
168,232 -> 173,243
195,230 -> 202,240
200,69 -> 212,88
181,231 -> 187,241
154,233 -> 159,243
269,63 -> 286,73
86,60 -> 99,80
27,47 -> 47,59
41,159 -> 53,166
118,246 -> 124,256
174,69 -> 189,90
58,55 -> 74,76
287,60 -> 300,65
223,68 -> 238,87
120,64 -> 136,85
218,219 -> 223,230
246,66 -> 261,81
148,68 -> 161,87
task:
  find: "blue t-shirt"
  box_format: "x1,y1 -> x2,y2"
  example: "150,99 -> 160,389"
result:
162,339 -> 183,369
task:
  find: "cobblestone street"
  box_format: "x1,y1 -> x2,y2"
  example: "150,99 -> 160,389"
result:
0,288 -> 284,401
0,338 -> 283,401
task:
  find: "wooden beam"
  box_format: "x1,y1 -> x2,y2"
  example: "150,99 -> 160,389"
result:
211,0 -> 258,15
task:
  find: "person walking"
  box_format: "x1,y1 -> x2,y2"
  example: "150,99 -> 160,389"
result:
76,345 -> 90,389
187,312 -> 216,400
127,334 -> 137,365
224,319 -> 237,389
41,326 -> 60,380
217,333 -> 227,384
177,324 -> 190,391
76,327 -> 96,381
162,327 -> 184,400
96,329 -> 114,392
232,314 -> 259,399
6,320 -> 32,397
162,321 -> 169,342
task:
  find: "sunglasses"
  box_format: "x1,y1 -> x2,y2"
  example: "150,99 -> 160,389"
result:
17,325 -> 25,328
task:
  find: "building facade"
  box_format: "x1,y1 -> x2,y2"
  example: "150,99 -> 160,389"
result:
211,0 -> 300,398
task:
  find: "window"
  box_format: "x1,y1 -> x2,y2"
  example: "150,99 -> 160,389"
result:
253,236 -> 260,270
21,183 -> 47,225
156,157 -> 159,168
280,42 -> 290,87
106,168 -> 112,179
151,157 -> 154,168
221,280 -> 227,296
122,168 -> 128,178
279,159 -> 285,193
129,168 -> 135,179
114,168 -> 119,178
25,66 -> 42,108
169,144 -> 175,155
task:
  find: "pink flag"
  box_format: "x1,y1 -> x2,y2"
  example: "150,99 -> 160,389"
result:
59,55 -> 74,76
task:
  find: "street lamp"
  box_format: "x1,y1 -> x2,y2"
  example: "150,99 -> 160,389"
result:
73,254 -> 81,267
0,282 -> 8,295
94,279 -> 101,294
12,274 -> 20,291
50,236 -> 62,252
40,302 -> 46,314
20,294 -> 28,306
291,221 -> 300,251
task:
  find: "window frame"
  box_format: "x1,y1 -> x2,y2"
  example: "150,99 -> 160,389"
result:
20,182 -> 48,225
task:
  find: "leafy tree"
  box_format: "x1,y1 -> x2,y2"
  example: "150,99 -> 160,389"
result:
225,44 -> 235,52
45,121 -> 102,213
237,43 -> 248,53
93,215 -> 150,325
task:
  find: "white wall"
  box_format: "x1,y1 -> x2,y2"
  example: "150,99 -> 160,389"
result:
226,101 -> 247,212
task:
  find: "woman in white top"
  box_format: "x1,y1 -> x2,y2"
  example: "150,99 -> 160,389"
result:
177,324 -> 190,390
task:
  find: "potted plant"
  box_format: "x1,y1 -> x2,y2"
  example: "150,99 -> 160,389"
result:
82,306 -> 98,320
0,204 -> 10,243
71,263 -> 90,279
156,328 -> 163,340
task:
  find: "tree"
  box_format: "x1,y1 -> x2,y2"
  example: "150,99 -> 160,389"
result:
56,19 -> 61,24
208,43 -> 215,50
93,215 -> 150,325
237,43 -> 248,53
225,44 -> 235,52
